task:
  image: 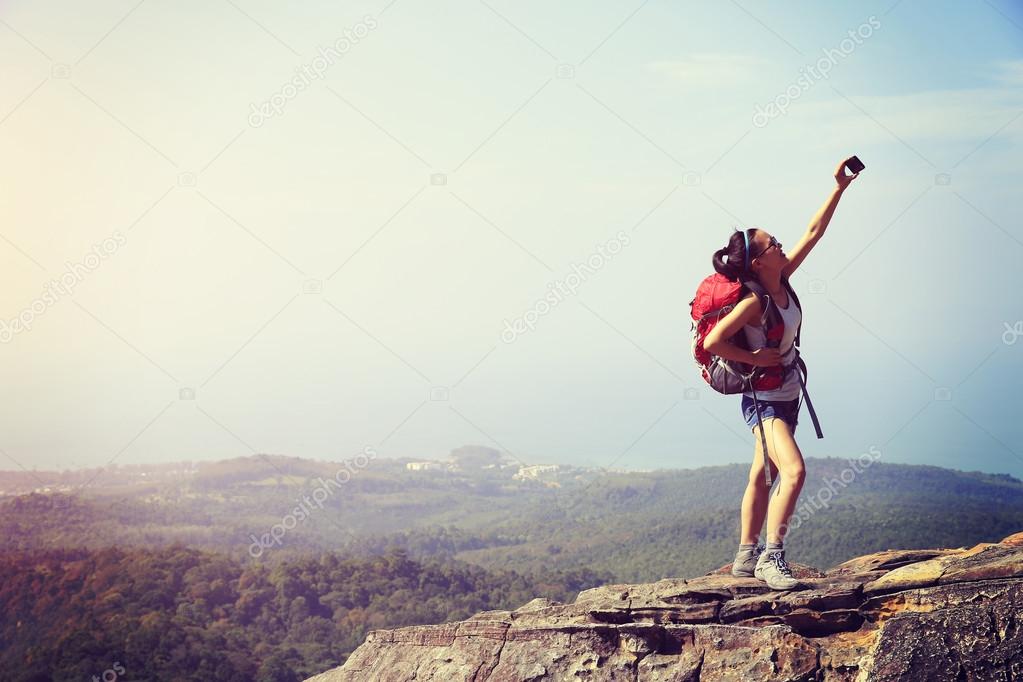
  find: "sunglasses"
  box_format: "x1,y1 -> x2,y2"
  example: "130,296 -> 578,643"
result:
754,236 -> 781,259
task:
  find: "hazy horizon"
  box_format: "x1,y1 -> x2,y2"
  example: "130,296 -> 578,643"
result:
2,1 -> 1022,479
1,448 -> 1019,483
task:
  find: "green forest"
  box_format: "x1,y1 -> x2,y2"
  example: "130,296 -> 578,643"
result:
2,454 -> 1022,680
0,546 -> 610,682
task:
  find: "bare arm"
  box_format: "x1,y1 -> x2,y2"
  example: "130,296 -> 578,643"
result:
708,338 -> 758,365
809,186 -> 846,233
781,157 -> 859,279
704,294 -> 770,365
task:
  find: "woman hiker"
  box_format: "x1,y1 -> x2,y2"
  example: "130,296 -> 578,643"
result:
703,158 -> 859,590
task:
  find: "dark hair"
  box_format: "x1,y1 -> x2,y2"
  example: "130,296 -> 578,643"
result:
712,227 -> 759,282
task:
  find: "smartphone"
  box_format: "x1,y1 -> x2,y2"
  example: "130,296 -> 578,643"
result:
845,155 -> 865,174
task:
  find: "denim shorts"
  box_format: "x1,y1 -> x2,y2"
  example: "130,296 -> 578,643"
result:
741,395 -> 800,435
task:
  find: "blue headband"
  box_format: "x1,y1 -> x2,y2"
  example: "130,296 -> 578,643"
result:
742,230 -> 750,271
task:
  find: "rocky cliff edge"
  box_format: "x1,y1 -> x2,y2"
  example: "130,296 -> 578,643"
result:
306,531 -> 1023,681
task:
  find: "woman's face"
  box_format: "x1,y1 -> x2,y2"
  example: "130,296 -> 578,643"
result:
750,230 -> 788,271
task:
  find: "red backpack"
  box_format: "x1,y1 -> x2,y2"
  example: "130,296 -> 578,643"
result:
689,273 -> 823,482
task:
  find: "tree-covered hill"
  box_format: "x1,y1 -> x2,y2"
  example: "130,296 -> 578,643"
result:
2,454 -> 1022,680
0,546 -> 609,682
2,455 -> 1022,581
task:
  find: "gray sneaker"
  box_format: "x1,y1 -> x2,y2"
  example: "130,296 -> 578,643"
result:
730,542 -> 765,577
754,550 -> 800,590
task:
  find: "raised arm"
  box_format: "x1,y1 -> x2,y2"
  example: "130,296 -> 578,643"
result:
781,157 -> 859,279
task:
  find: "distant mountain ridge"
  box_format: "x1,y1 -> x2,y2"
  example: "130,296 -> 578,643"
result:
3,453 -> 1023,581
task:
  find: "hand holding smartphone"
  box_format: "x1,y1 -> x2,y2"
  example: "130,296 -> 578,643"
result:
836,155 -> 863,190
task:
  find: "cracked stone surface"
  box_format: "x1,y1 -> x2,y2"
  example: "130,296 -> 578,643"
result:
304,532 -> 1023,681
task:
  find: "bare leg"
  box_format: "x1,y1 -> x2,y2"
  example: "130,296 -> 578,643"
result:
759,418 -> 806,544
739,425 -> 779,545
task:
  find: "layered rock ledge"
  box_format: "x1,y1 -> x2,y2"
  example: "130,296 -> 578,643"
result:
306,531 -> 1023,681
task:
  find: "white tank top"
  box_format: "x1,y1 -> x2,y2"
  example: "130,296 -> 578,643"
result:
741,291 -> 801,400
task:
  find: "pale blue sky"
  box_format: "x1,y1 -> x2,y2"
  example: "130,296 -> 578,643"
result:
1,1 -> 1021,480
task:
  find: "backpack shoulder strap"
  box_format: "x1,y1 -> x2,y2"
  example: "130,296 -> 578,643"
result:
741,278 -> 781,330
782,275 -> 802,347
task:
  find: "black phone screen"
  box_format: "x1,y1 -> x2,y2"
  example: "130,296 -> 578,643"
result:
845,156 -> 865,174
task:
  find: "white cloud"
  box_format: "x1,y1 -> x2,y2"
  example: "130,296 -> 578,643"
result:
787,70 -> 1023,160
988,59 -> 1023,87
